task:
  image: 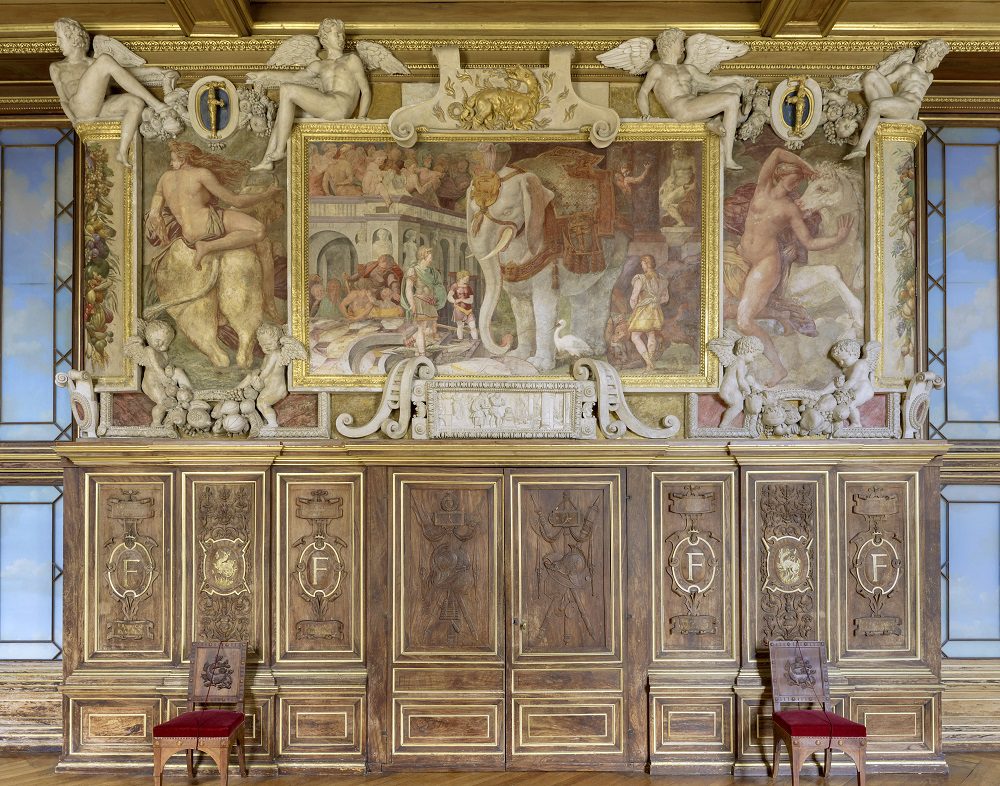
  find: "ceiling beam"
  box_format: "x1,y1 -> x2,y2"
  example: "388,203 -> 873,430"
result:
215,0 -> 253,37
818,0 -> 852,36
165,0 -> 250,36
759,0 -> 800,37
163,0 -> 196,36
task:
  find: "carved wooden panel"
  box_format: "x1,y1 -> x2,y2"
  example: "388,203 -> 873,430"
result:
390,471 -> 504,767
839,473 -> 917,657
652,695 -> 734,757
393,473 -> 502,660
849,694 -> 937,755
87,474 -> 173,662
183,473 -> 267,661
69,697 -> 159,754
652,472 -> 735,662
509,472 -> 622,663
511,698 -> 623,755
394,698 -> 504,755
276,472 -> 363,663
277,691 -> 365,762
744,474 -> 828,661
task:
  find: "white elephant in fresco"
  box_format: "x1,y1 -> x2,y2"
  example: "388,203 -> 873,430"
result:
144,242 -> 263,369
466,144 -> 628,371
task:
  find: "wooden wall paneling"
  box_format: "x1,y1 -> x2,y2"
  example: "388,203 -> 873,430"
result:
59,467 -> 176,771
0,663 -> 62,751
836,472 -> 920,660
275,471 -> 364,663
273,468 -> 367,772
66,694 -> 161,758
366,465 -> 389,771
833,463 -> 946,771
624,465 -> 650,770
742,471 -> 830,664
507,469 -> 625,769
181,471 -> 268,662
85,474 -> 174,663
735,469 -> 831,777
388,470 -> 505,768
942,662 -> 1000,749
648,468 -> 738,774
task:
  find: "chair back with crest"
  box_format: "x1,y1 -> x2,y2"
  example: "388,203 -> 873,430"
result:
187,641 -> 247,714
768,640 -> 832,714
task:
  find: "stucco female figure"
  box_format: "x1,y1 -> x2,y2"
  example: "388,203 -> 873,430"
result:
50,18 -> 177,167
247,19 -> 409,172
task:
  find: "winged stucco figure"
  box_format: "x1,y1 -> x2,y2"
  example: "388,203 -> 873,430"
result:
50,18 -> 180,166
598,29 -> 756,170
246,18 -> 410,171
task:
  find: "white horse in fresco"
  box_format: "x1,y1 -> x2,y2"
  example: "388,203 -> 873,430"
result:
786,160 -> 866,334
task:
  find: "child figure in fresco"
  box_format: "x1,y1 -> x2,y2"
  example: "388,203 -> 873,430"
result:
628,255 -> 669,370
402,245 -> 447,355
658,148 -> 697,226
447,270 -> 479,341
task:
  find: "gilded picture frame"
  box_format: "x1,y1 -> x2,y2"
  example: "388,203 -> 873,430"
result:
289,121 -> 720,392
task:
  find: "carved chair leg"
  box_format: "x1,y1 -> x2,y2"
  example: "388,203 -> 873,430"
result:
790,741 -> 805,786
772,734 -> 781,778
823,747 -> 831,777
237,728 -> 248,776
856,745 -> 866,786
218,743 -> 231,786
152,745 -> 164,786
186,748 -> 194,776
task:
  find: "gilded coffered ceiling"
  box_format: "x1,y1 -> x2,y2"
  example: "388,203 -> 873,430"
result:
1,0 -> 999,113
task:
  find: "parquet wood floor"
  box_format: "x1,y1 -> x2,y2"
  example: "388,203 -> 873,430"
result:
0,752 -> 998,785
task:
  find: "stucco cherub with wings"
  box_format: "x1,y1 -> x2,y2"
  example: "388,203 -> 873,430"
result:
246,18 -> 409,171
237,324 -> 308,429
50,18 -> 180,167
598,28 -> 756,170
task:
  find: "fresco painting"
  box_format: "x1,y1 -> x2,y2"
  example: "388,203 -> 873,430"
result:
83,138 -> 131,386
723,128 -> 866,389
298,136 -> 711,389
140,131 -> 287,391
879,138 -> 918,387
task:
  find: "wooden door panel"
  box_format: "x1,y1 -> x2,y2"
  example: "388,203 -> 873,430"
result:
507,470 -> 626,768
389,471 -> 504,768
509,472 -> 622,663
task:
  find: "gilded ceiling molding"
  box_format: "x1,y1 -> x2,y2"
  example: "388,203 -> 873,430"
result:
3,36 -> 1000,57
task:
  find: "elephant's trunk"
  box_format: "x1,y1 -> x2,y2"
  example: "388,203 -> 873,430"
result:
475,243 -> 509,356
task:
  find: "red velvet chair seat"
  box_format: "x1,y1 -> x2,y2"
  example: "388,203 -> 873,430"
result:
773,709 -> 867,738
154,709 -> 245,738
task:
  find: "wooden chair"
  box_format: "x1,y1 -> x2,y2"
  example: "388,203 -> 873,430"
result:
152,641 -> 248,786
768,640 -> 866,786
